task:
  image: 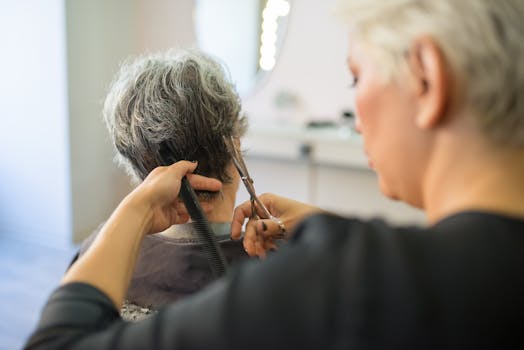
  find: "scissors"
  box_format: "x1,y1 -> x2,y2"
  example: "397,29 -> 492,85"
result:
224,136 -> 286,239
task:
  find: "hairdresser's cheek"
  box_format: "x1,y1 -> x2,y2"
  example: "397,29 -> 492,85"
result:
354,76 -> 394,176
355,84 -> 378,145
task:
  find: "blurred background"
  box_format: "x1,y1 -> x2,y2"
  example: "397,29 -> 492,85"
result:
0,0 -> 424,348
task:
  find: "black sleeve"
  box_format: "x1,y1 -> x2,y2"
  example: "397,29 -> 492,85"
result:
24,283 -> 120,349
23,214 -> 381,350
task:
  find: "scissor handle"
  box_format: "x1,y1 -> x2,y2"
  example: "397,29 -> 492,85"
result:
224,135 -> 287,238
251,195 -> 287,238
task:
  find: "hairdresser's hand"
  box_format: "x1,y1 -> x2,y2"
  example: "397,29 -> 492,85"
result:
62,161 -> 221,308
129,161 -> 222,236
231,193 -> 322,258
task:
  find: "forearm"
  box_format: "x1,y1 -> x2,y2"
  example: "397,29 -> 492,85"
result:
61,193 -> 152,308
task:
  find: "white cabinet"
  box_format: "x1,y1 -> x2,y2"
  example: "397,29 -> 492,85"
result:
313,165 -> 426,224
237,126 -> 426,225
238,158 -> 311,204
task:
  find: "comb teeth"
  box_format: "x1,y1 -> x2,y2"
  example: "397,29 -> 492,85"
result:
179,177 -> 227,277
193,221 -> 227,276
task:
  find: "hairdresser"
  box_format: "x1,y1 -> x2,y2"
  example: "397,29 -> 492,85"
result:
25,0 -> 524,348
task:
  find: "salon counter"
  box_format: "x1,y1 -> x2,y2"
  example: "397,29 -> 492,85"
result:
243,125 -> 368,169
239,125 -> 426,225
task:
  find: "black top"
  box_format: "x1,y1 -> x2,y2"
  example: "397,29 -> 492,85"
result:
25,212 -> 524,349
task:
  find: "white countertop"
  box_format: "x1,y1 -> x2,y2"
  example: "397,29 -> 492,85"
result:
243,124 -> 370,169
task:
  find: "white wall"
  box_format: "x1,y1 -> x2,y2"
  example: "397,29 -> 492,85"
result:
66,0 -> 137,243
0,0 -> 71,248
136,0 -> 195,52
243,0 -> 354,124
66,0 -> 196,242
195,0 -> 259,96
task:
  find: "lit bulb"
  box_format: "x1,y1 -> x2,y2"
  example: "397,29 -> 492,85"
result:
274,0 -> 290,17
258,0 -> 290,72
259,56 -> 276,71
261,31 -> 277,45
262,17 -> 278,33
260,43 -> 276,58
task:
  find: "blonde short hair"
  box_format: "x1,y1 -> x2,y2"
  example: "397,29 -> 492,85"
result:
336,0 -> 524,146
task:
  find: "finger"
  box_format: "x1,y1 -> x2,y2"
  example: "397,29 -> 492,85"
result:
244,219 -> 270,259
186,173 -> 222,192
175,199 -> 214,217
254,238 -> 266,259
244,219 -> 259,243
242,219 -> 260,256
166,161 -> 221,192
263,240 -> 277,251
243,233 -> 257,256
167,160 -> 198,178
231,200 -> 255,240
256,193 -> 278,216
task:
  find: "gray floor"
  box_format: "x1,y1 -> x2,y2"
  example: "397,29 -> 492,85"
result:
0,235 -> 77,350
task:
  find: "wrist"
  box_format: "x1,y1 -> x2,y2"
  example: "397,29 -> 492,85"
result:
120,189 -> 154,237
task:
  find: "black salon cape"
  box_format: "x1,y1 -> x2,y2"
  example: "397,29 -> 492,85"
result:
24,212 -> 524,349
72,223 -> 248,309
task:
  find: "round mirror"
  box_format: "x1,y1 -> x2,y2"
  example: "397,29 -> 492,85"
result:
194,0 -> 291,97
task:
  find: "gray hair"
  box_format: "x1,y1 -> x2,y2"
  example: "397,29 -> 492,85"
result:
103,48 -> 247,184
336,0 -> 524,146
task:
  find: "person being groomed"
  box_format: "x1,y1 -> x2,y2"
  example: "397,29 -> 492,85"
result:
70,48 -> 249,316
25,0 -> 524,348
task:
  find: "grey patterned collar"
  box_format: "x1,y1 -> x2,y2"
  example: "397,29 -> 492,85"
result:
158,222 -> 232,240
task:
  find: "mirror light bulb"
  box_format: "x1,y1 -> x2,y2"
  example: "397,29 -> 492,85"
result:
258,0 -> 290,72
262,17 -> 278,33
261,31 -> 277,45
260,43 -> 276,58
260,56 -> 276,71
274,0 -> 291,17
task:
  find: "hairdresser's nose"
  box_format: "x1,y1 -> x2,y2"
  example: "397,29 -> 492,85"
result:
354,114 -> 362,134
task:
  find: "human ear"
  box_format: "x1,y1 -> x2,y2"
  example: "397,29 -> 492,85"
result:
407,36 -> 448,129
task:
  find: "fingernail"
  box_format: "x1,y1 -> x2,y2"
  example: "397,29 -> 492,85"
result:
261,221 -> 267,231
190,160 -> 198,163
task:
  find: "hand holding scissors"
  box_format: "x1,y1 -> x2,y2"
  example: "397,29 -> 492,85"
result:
224,136 -> 286,237
226,137 -> 324,258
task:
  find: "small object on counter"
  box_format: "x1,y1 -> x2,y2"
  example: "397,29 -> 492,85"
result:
341,110 -> 355,120
306,120 -> 338,128
299,143 -> 313,158
340,110 -> 357,133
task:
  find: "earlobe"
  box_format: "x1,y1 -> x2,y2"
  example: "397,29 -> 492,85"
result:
408,37 -> 448,130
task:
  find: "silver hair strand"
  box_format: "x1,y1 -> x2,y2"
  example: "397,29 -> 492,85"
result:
103,48 -> 247,183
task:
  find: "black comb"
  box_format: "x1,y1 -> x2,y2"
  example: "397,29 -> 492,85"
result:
179,177 -> 227,277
